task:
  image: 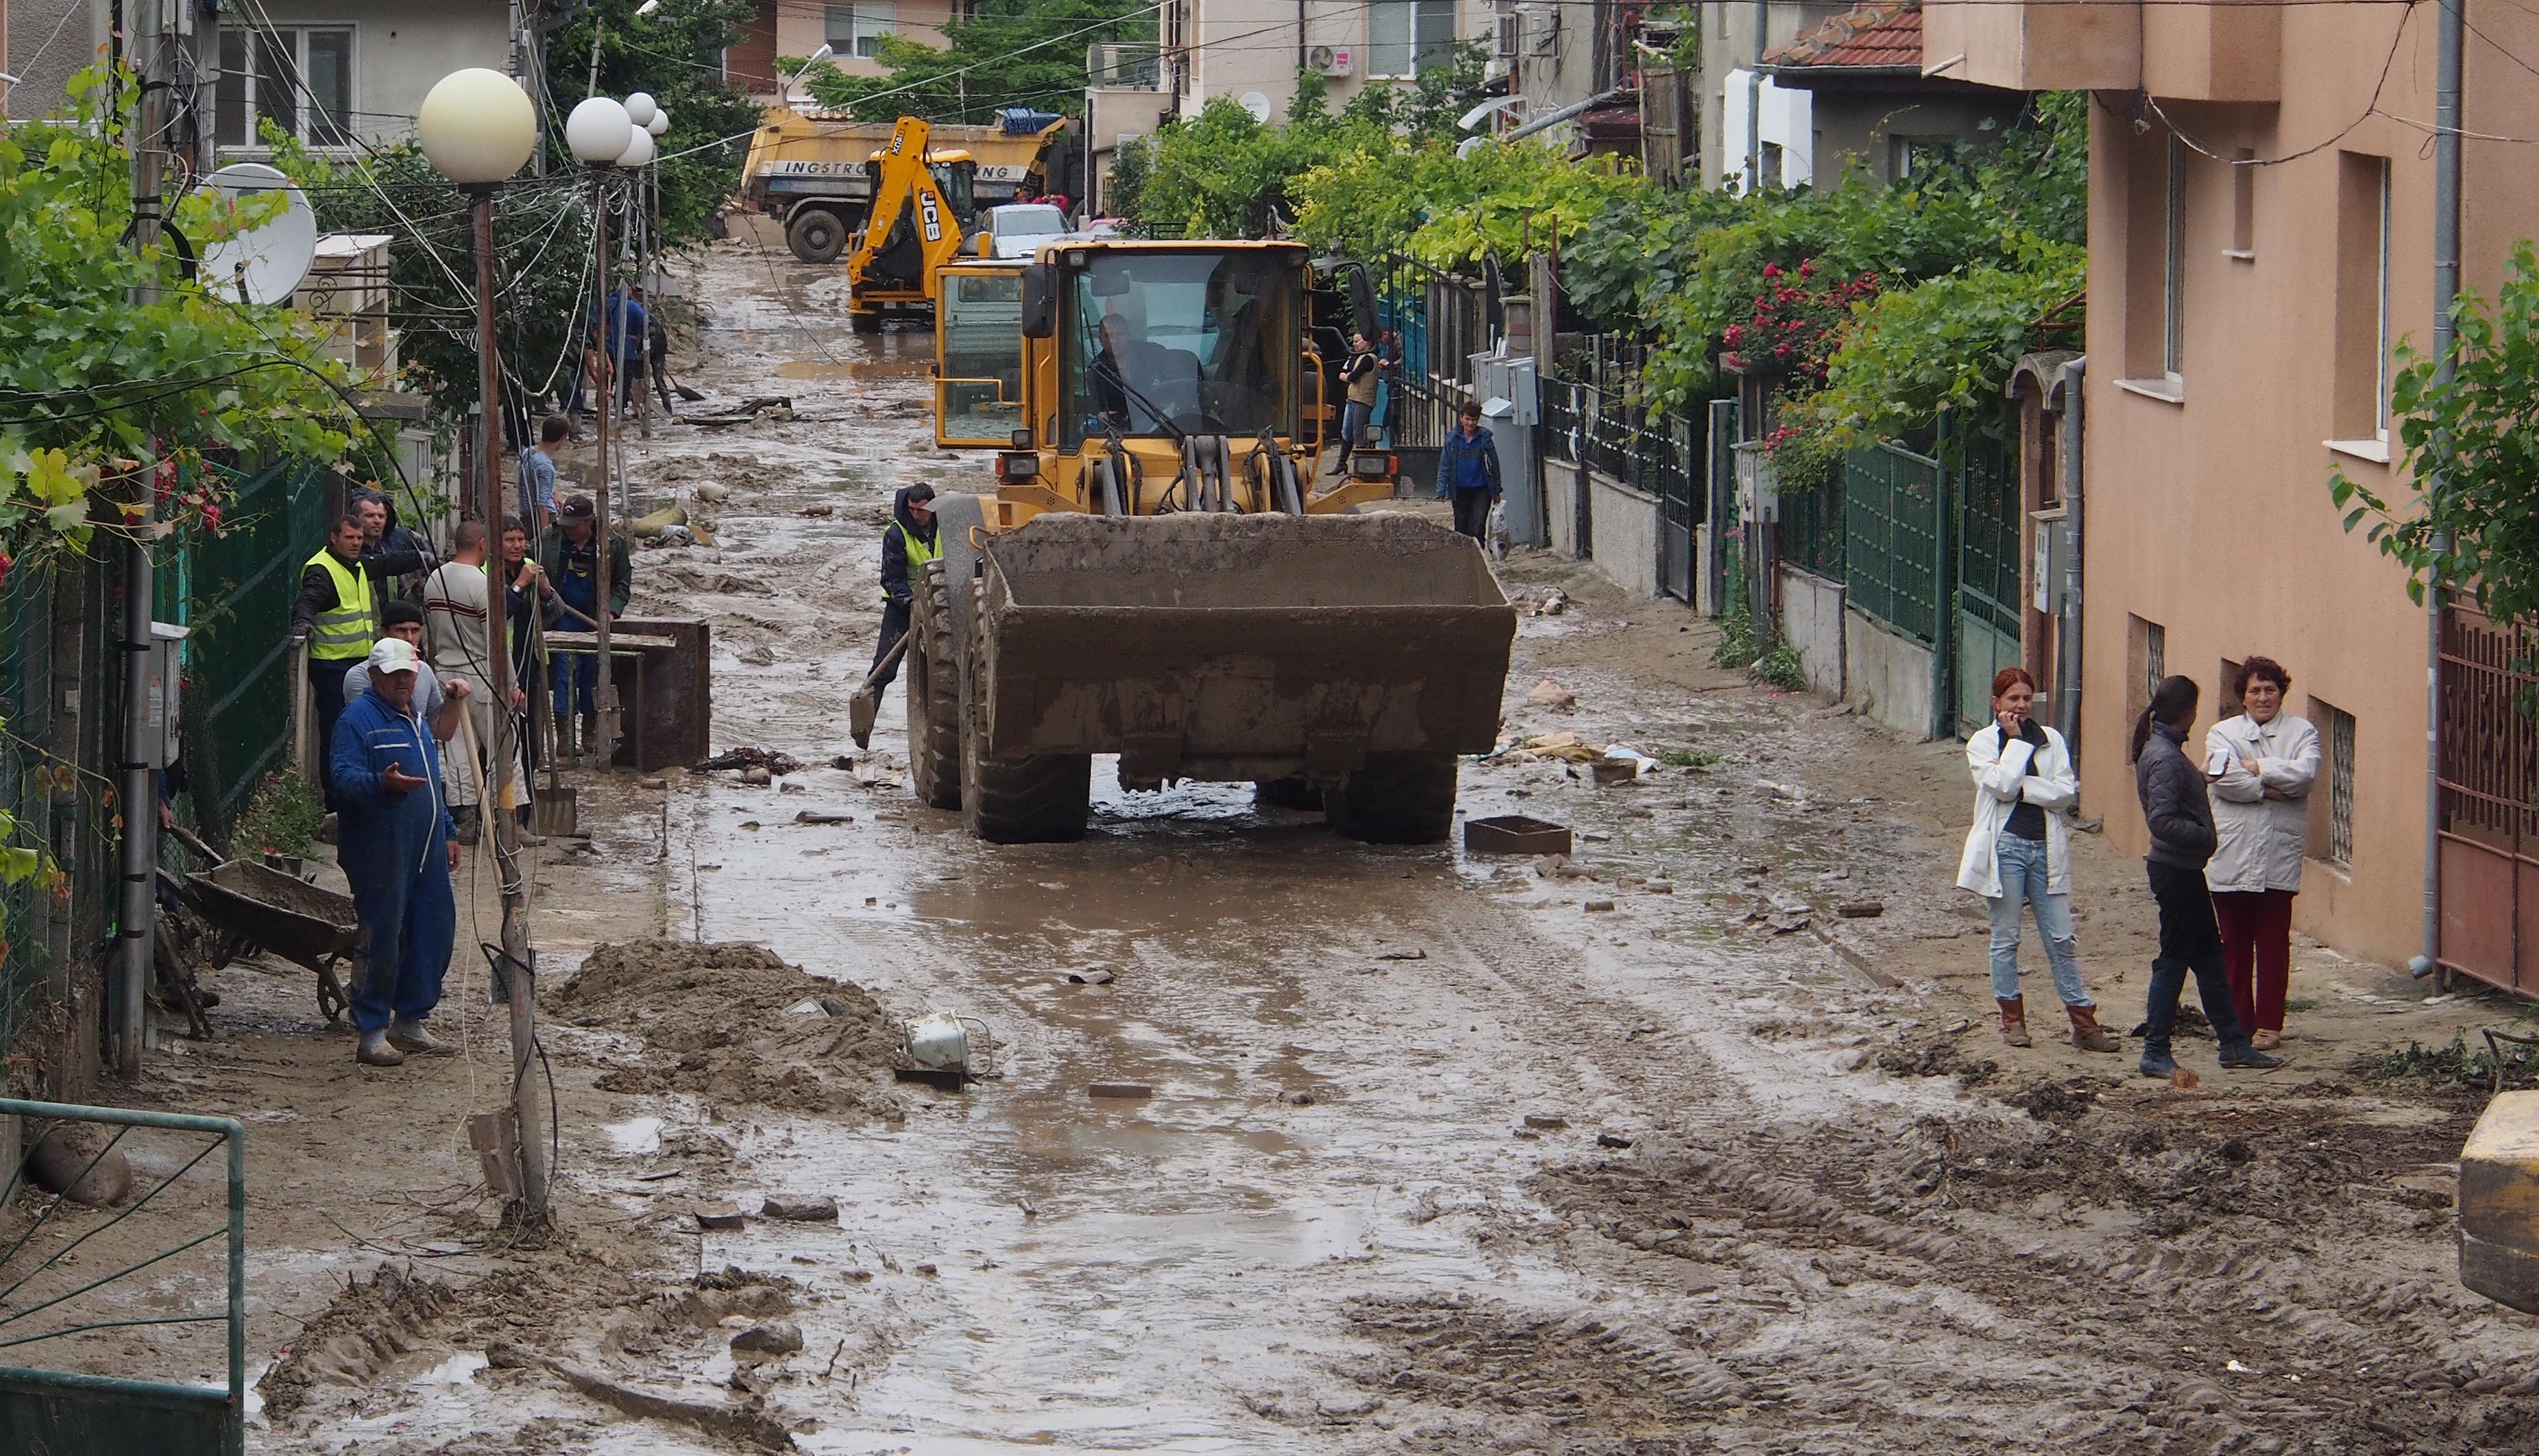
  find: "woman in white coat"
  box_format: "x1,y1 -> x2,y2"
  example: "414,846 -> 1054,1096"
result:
1958,667 -> 2122,1052
2204,656 -> 2321,1051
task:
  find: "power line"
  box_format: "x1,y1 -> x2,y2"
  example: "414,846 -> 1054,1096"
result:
2137,0 -> 2417,167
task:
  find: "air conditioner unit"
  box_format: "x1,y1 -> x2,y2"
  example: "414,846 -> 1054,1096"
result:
1307,44 -> 1352,76
1522,5 -> 1560,57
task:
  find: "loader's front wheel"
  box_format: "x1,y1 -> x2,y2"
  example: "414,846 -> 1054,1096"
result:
1326,753 -> 1458,845
906,559 -> 963,810
1252,776 -> 1324,812
959,581 -> 1091,843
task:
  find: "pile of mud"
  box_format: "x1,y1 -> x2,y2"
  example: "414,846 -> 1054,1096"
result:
556,939 -> 909,1117
260,1263 -> 457,1417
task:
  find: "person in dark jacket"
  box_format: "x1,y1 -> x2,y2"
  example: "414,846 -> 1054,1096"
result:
535,495 -> 633,762
2131,675 -> 2282,1079
1435,400 -> 1502,542
293,513 -> 428,810
871,483 -> 940,693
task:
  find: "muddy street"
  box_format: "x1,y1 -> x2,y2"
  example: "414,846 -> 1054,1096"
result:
92,230 -> 2539,1455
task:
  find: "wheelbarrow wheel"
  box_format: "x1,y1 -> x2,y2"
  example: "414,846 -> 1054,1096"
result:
317,954 -> 352,1024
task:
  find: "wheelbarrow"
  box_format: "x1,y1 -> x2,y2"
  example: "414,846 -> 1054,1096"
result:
169,827 -> 363,1023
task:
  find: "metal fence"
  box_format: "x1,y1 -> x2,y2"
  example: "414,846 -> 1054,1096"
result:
0,560 -> 58,1063
160,462 -> 330,844
1843,442 -> 1943,646
1779,474 -> 1846,581
2435,607 -> 2539,994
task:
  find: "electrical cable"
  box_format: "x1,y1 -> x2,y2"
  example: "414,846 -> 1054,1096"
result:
2134,0 -> 2416,167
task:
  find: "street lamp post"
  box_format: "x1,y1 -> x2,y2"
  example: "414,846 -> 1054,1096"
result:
419,66 -> 548,1228
567,96 -> 634,771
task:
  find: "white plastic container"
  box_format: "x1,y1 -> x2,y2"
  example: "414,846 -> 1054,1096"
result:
906,1012 -> 970,1071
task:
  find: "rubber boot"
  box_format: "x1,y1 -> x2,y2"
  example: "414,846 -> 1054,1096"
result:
2140,958 -> 2186,1078
2065,1003 -> 2122,1053
2192,958 -> 2284,1069
1997,996 -> 2032,1048
451,804 -> 481,847
356,1032 -> 406,1067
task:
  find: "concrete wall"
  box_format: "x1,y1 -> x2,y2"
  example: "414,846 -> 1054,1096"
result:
773,0 -> 956,81
4,0 -> 106,120
247,1 -> 509,147
1586,475 -> 1660,599
2069,1 -> 2539,967
1545,457 -> 1579,559
1777,566 -> 1845,697
1694,0 -> 1848,189
1801,86 -> 2028,187
1843,609 -> 1934,741
1176,0 -> 1492,126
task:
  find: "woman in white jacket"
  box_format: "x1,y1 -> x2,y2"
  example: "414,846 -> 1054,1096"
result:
2204,656 -> 2321,1051
1958,667 -> 2122,1052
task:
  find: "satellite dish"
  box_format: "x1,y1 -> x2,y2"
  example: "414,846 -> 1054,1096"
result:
1239,90 -> 1273,123
197,162 -> 317,305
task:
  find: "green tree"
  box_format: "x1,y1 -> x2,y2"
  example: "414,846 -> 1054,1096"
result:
2332,241 -> 2539,618
805,0 -> 1158,123
543,0 -> 766,244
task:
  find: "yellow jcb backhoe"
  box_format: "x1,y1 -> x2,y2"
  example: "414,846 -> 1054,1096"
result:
906,238 -> 1516,845
845,117 -> 975,333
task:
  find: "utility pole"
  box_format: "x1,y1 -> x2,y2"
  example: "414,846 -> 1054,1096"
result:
114,0 -> 210,1076
2418,0 -> 2466,980
591,172 -> 620,768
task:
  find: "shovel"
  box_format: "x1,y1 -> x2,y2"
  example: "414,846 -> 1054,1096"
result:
847,634 -> 910,750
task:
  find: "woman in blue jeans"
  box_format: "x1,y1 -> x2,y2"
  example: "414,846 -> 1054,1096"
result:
1956,666 -> 2122,1054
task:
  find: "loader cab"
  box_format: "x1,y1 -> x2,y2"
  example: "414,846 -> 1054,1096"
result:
1050,245 -> 1303,448
935,259 -> 1027,448
930,151 -> 979,229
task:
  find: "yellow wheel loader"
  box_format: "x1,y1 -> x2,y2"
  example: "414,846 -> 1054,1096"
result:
908,239 -> 1517,845
845,117 -> 977,333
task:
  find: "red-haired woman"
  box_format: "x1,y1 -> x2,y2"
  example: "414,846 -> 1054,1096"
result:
1957,666 -> 2121,1052
2204,656 -> 2321,1050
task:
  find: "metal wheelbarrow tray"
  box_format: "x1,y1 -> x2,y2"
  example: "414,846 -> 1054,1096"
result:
180,859 -> 362,1020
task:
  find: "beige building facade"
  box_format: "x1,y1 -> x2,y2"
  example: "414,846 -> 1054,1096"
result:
1928,0 -> 2539,968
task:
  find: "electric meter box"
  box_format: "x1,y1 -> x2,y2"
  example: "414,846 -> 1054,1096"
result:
147,621 -> 189,771
2030,507 -> 2070,616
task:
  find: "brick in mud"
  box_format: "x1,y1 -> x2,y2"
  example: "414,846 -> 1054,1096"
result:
694,1201 -> 747,1230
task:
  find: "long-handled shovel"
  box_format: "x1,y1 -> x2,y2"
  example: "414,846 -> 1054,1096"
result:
847,634 -> 910,750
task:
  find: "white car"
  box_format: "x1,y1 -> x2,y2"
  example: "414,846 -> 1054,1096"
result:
984,203 -> 1070,258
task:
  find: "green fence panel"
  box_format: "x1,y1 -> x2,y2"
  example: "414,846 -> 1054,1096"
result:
0,561 -> 56,1059
164,463 -> 330,845
1780,479 -> 1846,582
1952,441 -> 2026,736
1842,443 -> 1941,645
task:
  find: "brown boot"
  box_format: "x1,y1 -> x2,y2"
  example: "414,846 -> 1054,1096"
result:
2066,1003 -> 2122,1053
1997,996 -> 2032,1047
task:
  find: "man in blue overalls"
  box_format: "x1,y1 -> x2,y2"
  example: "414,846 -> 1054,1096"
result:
537,494 -> 631,764
331,637 -> 460,1068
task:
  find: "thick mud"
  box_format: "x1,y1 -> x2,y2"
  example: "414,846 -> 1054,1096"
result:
554,939 -> 909,1118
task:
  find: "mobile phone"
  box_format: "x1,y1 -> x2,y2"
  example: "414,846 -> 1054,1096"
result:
2204,748 -> 2232,778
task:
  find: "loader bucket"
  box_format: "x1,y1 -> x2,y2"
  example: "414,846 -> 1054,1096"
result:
969,511 -> 1516,780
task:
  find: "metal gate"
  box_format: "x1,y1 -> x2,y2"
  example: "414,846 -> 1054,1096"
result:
1655,413 -> 1697,602
2436,607 -> 2539,993
1954,443 -> 2024,737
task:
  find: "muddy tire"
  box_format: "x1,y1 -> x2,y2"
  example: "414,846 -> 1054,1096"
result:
960,581 -> 1090,843
787,208 -> 848,264
906,559 -> 963,810
1326,753 -> 1458,844
1252,776 -> 1323,812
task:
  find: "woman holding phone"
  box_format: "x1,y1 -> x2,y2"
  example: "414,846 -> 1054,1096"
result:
2131,675 -> 2283,1078
1958,668 -> 2121,1052
2204,657 -> 2321,1050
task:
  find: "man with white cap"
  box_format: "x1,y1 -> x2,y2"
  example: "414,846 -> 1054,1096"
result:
330,636 -> 461,1068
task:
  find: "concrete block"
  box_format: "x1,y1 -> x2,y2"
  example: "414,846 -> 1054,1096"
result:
2461,1091 -> 2539,1313
1586,476 -> 1662,599
1776,566 -> 1846,698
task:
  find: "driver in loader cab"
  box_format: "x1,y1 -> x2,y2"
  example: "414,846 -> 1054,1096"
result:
871,482 -> 940,695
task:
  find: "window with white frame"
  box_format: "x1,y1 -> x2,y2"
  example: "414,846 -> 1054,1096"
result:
2332,151 -> 2394,443
1368,0 -> 1459,77
217,26 -> 352,149
826,3 -> 899,60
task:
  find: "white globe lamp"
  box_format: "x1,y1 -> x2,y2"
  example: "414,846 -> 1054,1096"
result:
417,69 -> 537,185
646,109 -> 670,137
624,91 -> 658,128
616,128 -> 657,168
566,97 -> 634,166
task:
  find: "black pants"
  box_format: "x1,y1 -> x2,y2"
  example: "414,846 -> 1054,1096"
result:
308,656 -> 352,810
1450,489 -> 1493,541
872,599 -> 910,691
2144,860 -> 2252,1051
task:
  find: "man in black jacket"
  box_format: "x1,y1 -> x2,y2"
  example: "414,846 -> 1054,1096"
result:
871,483 -> 939,694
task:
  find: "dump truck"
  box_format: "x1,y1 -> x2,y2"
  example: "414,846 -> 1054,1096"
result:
905,239 -> 1516,845
843,116 -> 976,333
737,106 -> 1067,265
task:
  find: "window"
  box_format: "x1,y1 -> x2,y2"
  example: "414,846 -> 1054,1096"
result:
2126,614 -> 2166,737
2220,657 -> 2242,708
2122,128 -> 2187,390
2311,697 -> 2357,867
2332,152 -> 2394,444
2227,148 -> 2255,258
217,26 -> 353,148
1759,141 -> 1784,190
1368,0 -> 1459,77
826,3 -> 897,60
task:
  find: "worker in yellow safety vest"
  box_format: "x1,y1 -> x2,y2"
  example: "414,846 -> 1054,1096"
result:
292,512 -> 428,810
869,483 -> 938,695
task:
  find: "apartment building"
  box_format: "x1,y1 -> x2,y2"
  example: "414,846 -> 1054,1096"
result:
731,0 -> 959,103
1926,0 -> 2539,973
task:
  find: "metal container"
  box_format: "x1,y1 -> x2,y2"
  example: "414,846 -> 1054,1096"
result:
1463,814 -> 1573,856
906,1012 -> 970,1071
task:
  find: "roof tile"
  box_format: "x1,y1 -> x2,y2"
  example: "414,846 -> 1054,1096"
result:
1764,1 -> 1923,69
